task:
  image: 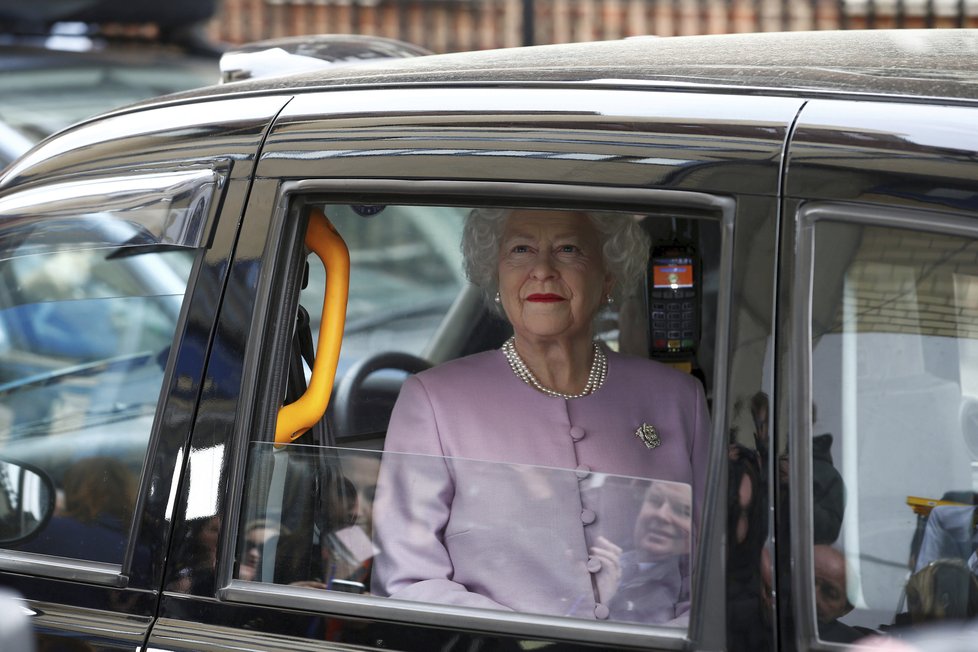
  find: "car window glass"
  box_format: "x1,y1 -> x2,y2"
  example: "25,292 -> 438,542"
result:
235,201 -> 719,636
240,442 -> 693,628
301,204 -> 467,376
0,169 -> 221,254
297,203 -> 690,444
0,187 -> 203,564
809,219 -> 978,642
234,202 -> 719,627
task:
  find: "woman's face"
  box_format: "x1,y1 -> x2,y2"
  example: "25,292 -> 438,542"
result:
497,210 -> 611,344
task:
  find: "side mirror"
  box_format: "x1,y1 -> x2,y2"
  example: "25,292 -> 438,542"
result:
0,458 -> 54,544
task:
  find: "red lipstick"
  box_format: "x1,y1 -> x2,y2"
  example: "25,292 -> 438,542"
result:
526,293 -> 565,302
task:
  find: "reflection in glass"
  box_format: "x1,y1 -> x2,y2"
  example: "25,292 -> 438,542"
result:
0,241 -> 195,561
810,220 -> 978,638
0,458 -> 53,543
0,169 -> 220,256
239,443 -> 692,627
14,457 -> 137,564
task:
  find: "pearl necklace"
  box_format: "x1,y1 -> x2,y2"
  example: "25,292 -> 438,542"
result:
501,336 -> 607,399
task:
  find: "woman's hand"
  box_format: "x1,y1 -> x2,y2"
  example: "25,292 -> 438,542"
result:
589,535 -> 623,603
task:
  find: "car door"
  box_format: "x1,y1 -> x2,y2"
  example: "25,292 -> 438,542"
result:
0,168 -> 226,651
149,83 -> 801,651
0,95 -> 286,650
781,98 -> 978,649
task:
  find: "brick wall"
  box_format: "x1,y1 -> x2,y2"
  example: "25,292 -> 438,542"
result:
832,229 -> 978,340
204,0 -> 978,52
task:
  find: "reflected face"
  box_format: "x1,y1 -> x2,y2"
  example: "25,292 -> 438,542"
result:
813,545 -> 852,623
633,482 -> 692,561
760,546 -> 773,610
735,473 -> 753,544
753,405 -> 768,450
200,516 -> 220,549
497,210 -> 611,343
324,476 -> 361,531
343,456 -> 381,533
238,526 -> 278,581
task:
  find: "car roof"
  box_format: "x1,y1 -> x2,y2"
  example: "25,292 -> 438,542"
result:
136,29 -> 978,107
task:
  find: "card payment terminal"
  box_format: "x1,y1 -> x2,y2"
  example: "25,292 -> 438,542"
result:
649,242 -> 699,360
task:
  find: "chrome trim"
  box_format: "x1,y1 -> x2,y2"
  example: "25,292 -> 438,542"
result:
221,580 -> 688,649
276,178 -> 734,216
792,205 -> 819,649
799,202 -> 978,238
688,190 -> 736,652
0,168 -> 225,250
0,551 -> 127,587
28,600 -> 149,641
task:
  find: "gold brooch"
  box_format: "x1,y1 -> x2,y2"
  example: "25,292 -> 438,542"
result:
635,423 -> 661,449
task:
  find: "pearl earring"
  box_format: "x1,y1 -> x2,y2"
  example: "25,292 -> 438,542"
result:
606,295 -> 614,305
494,292 -> 501,304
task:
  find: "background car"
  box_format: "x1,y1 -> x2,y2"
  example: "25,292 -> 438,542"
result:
0,33 -> 218,169
0,0 -> 221,169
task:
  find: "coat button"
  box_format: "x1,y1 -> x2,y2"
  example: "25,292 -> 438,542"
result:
575,465 -> 590,479
569,426 -> 586,441
586,557 -> 602,573
581,509 -> 596,524
594,603 -> 610,619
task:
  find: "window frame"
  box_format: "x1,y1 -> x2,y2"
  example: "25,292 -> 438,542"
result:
222,178 -> 736,649
791,201 -> 978,649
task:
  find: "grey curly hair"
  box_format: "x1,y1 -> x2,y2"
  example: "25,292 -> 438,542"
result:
461,208 -> 650,315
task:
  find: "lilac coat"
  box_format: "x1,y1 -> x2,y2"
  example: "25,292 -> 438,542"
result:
371,348 -> 711,622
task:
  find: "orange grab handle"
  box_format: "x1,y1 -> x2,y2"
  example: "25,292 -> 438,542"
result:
275,208 -> 349,445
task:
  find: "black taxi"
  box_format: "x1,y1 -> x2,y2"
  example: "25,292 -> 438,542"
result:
1,28 -> 977,652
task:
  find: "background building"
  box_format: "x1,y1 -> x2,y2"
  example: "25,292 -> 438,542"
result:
207,0 -> 978,52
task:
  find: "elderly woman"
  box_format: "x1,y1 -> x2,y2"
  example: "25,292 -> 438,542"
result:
371,208 -> 710,624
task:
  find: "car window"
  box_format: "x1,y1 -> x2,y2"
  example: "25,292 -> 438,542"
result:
232,199 -> 721,640
0,170 -> 216,564
808,215 -> 978,641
